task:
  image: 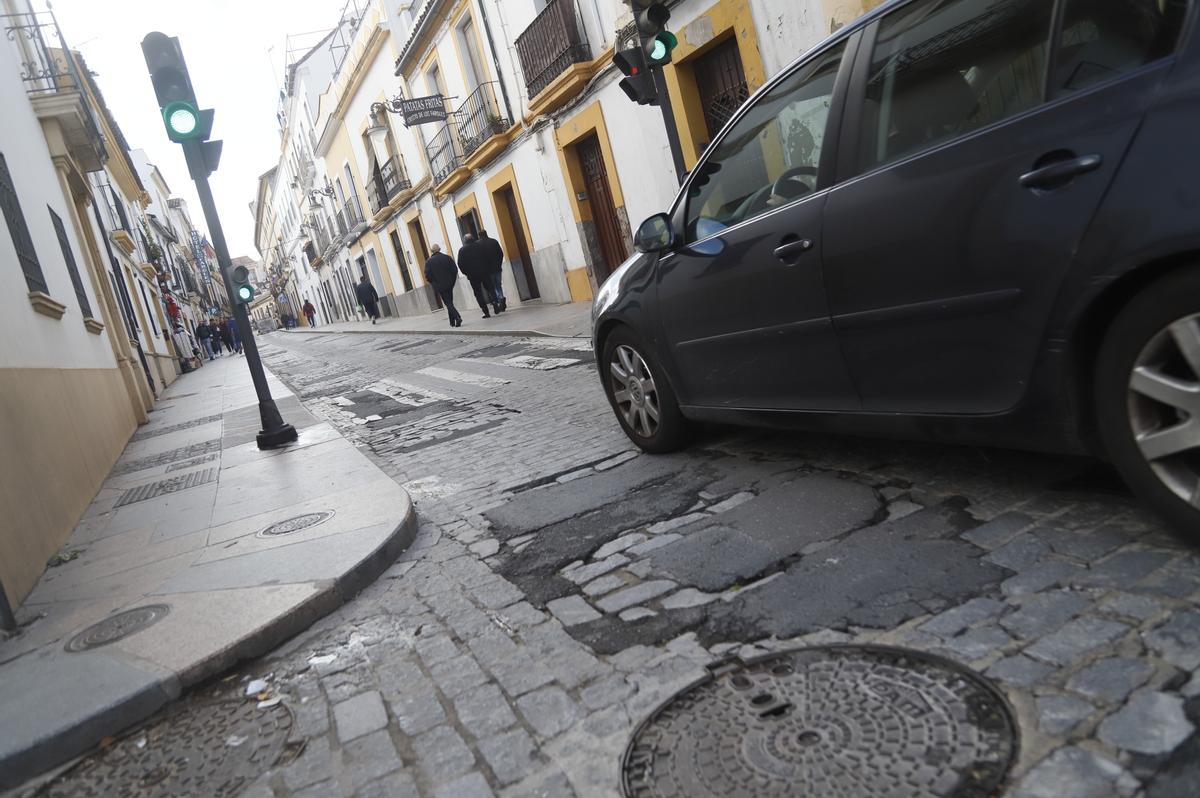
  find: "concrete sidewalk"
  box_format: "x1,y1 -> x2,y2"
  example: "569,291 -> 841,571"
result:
0,355 -> 416,789
289,298 -> 592,339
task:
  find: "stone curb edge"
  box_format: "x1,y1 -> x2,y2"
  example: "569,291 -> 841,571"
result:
1,499 -> 420,793
279,326 -> 588,340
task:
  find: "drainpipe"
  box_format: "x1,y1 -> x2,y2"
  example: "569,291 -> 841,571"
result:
475,0 -> 514,125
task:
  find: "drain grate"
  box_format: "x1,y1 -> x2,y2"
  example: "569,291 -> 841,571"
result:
34,690 -> 293,797
114,468 -> 218,507
257,510 -> 335,537
110,439 -> 221,476
65,605 -> 171,652
622,645 -> 1018,798
165,453 -> 221,473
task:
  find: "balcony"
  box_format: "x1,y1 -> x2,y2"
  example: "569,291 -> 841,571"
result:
515,0 -> 590,109
366,155 -> 412,215
426,122 -> 464,189
2,11 -> 106,172
456,82 -> 510,166
334,196 -> 366,242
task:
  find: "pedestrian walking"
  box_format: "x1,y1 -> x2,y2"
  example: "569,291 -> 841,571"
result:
458,233 -> 500,317
303,299 -> 317,328
196,319 -> 217,359
219,318 -> 235,354
479,229 -> 507,313
227,315 -> 243,354
172,323 -> 200,371
355,275 -> 381,324
424,243 -> 463,328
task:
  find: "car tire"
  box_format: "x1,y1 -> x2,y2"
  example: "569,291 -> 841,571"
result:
1094,268 -> 1200,537
601,327 -> 690,453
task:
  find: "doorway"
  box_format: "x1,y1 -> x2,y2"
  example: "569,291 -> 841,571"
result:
407,216 -> 439,308
494,184 -> 539,300
576,134 -> 627,283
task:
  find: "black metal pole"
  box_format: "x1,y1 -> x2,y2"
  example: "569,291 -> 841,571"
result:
652,66 -> 687,185
186,144 -> 297,449
0,579 -> 16,632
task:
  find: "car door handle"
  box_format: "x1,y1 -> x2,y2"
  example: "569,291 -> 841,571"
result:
774,239 -> 813,262
1019,154 -> 1102,190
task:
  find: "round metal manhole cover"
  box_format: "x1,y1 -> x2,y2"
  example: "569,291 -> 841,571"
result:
65,605 -> 171,652
257,510 -> 335,538
622,645 -> 1018,798
35,691 -> 294,797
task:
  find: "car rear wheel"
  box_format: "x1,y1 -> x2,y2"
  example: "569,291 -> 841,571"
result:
1095,269 -> 1200,537
601,327 -> 690,453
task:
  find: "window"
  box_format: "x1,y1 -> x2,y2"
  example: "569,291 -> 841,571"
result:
49,207 -> 93,318
458,17 -> 485,91
685,42 -> 846,241
0,152 -> 48,294
692,37 -> 751,143
860,0 -> 1055,171
1053,0 -> 1189,94
138,279 -> 159,337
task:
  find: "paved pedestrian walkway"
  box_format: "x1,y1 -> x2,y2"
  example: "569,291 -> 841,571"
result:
288,299 -> 591,339
0,356 -> 416,790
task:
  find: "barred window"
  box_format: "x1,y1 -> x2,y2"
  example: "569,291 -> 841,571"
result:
49,206 -> 93,318
0,152 -> 48,294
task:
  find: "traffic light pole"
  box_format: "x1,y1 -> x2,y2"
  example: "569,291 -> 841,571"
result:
185,143 -> 297,449
652,66 -> 688,185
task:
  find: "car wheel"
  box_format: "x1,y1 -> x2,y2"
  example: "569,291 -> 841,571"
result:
1095,269 -> 1200,536
601,327 -> 690,453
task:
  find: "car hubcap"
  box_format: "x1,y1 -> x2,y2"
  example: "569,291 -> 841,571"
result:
1127,312 -> 1200,508
610,344 -> 661,438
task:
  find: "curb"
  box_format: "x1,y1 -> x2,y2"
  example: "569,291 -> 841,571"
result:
0,500 -> 420,792
277,323 -> 588,340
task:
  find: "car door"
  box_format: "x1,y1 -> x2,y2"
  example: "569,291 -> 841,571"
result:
821,0 -> 1188,415
657,37 -> 861,411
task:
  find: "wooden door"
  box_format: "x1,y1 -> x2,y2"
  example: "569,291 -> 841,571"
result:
576,134 -> 627,283
499,185 -> 539,300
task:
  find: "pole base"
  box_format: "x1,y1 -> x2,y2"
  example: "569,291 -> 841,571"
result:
257,423 -> 298,450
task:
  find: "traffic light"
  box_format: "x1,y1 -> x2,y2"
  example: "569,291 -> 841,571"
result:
141,33 -> 213,142
614,48 -> 657,106
632,1 -> 677,66
231,264 -> 255,303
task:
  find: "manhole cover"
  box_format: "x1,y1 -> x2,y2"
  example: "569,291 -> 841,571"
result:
622,645 -> 1018,798
65,605 -> 170,652
257,510 -> 334,538
35,692 -> 293,797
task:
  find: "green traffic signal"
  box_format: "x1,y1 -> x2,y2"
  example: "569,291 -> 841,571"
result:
646,31 -> 678,65
163,100 -> 201,141
231,265 -> 255,303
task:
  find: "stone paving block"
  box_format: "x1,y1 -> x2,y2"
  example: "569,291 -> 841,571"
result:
626,533 -> 683,556
961,512 -> 1034,550
619,607 -> 658,622
920,597 -> 1006,638
434,771 -> 494,798
1002,559 -> 1082,597
488,653 -> 556,698
563,554 -> 629,585
1000,592 -> 1091,639
707,491 -> 755,514
413,725 -> 476,784
494,601 -> 547,630
342,728 -> 404,791
646,513 -> 708,535
293,779 -> 340,798
592,534 -> 647,561
469,539 -> 500,558
660,587 -> 719,610
985,655 -> 1056,688
597,580 -> 677,613
1143,610 -> 1200,670
1025,617 -> 1131,665
1098,690 -> 1195,754
985,533 -> 1051,571
1036,524 -> 1130,562
937,625 -> 1012,661
469,577 -> 525,610
517,686 -> 583,739
1010,746 -> 1137,798
544,646 -> 608,690
333,691 -> 389,743
1036,694 -> 1095,735
478,727 -> 540,786
385,678 -> 446,736
609,645 -> 658,673
282,735 -> 336,791
500,766 -> 577,798
582,574 -> 626,597
580,674 -> 637,710
356,770 -> 420,798
546,595 -> 601,627
429,655 -> 491,698
1066,657 -> 1154,703
454,683 -> 518,739
1072,549 -> 1173,589
416,634 -> 460,668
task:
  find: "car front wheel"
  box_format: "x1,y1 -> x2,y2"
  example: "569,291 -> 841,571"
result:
601,328 -> 690,453
1095,269 -> 1200,537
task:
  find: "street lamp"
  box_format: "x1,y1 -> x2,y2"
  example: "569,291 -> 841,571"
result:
367,95 -> 404,145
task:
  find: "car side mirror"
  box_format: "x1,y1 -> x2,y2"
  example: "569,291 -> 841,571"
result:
634,213 -> 675,254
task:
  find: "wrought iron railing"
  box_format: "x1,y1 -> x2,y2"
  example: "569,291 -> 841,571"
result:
2,11 -> 106,164
335,196 -> 365,236
426,123 -> 463,185
456,82 -> 509,159
515,0 -> 590,100
366,155 -> 412,213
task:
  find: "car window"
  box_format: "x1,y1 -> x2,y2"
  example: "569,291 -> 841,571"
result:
684,42 -> 846,243
1053,0 -> 1189,94
859,0 -> 1055,171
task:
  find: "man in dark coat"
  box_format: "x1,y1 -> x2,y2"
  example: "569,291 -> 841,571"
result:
479,229 -> 507,313
424,244 -> 463,327
457,233 -> 501,317
355,275 -> 381,324
195,319 -> 216,360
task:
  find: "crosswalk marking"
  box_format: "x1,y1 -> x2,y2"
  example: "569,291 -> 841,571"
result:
417,366 -> 510,387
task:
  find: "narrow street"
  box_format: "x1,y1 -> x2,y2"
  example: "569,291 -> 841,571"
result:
41,327 -> 1192,797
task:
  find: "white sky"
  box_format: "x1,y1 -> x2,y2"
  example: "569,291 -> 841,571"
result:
46,0 -> 346,257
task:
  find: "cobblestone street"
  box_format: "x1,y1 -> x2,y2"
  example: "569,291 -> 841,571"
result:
55,328 -> 1197,798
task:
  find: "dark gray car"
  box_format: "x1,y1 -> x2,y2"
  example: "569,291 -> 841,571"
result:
592,0 -> 1200,534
